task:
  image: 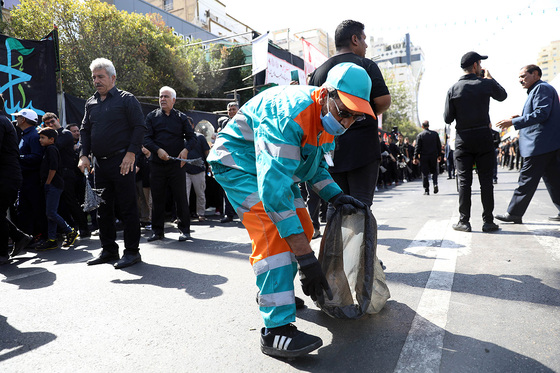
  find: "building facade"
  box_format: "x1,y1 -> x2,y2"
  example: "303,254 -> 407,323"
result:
537,40 -> 560,82
269,28 -> 335,61
370,33 -> 425,126
139,0 -> 254,44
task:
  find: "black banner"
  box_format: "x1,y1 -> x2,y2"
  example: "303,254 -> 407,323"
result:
0,32 -> 58,119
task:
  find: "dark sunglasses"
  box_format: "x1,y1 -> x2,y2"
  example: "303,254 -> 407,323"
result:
331,97 -> 366,122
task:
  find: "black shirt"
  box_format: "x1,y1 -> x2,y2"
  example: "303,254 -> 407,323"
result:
144,108 -> 197,165
444,74 -> 507,130
55,127 -> 78,170
80,86 -> 146,158
184,133 -> 210,174
308,53 -> 390,172
415,129 -> 442,158
0,111 -> 22,188
41,144 -> 64,189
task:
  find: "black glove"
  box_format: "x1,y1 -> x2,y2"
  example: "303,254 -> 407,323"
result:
330,193 -> 366,215
296,252 -> 333,304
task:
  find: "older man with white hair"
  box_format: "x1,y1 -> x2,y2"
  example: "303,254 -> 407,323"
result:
79,58 -> 146,269
144,86 -> 197,242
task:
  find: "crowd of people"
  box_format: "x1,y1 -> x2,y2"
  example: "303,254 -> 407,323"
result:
1,18 -> 560,360
0,60 -> 244,268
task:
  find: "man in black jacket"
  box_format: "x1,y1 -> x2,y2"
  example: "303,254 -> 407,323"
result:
79,58 -> 146,269
414,120 -> 442,195
444,51 -> 507,233
144,86 -> 197,242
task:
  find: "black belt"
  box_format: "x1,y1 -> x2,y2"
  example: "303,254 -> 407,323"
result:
457,126 -> 488,132
97,148 -> 127,160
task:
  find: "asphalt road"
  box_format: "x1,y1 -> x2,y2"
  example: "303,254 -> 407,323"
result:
1,167 -> 559,373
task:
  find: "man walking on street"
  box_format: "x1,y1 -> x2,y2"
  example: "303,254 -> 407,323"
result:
495,64 -> 560,223
208,63 -> 373,358
444,51 -> 507,233
144,86 -> 197,241
414,120 -> 442,195
79,58 -> 146,269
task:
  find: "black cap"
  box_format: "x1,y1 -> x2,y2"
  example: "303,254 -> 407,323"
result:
460,51 -> 488,68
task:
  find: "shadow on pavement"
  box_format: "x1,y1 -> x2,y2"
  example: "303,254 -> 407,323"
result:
0,266 -> 56,290
286,301 -> 553,372
110,262 -> 228,299
390,271 -> 560,306
0,315 -> 56,362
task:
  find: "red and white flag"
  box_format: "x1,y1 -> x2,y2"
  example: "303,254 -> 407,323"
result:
301,38 -> 327,78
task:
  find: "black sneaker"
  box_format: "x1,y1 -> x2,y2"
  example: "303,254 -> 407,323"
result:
260,324 -> 322,358
452,221 -> 472,232
63,228 -> 79,247
37,239 -> 58,251
434,185 -> 439,194
482,222 -> 500,233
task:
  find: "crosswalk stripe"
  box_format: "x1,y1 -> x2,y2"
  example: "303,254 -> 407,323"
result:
395,219 -> 471,373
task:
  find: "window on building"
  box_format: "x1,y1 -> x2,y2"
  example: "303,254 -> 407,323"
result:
164,0 -> 173,11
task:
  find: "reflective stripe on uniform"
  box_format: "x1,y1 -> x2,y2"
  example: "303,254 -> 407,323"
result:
253,251 -> 296,276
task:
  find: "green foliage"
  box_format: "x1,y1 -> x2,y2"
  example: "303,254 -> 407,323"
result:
191,44 -> 251,113
380,70 -> 421,139
3,0 -> 198,101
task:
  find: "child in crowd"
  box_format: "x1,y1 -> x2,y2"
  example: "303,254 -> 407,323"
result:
37,128 -> 78,251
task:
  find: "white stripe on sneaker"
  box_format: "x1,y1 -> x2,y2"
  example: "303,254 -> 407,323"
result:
273,335 -> 292,350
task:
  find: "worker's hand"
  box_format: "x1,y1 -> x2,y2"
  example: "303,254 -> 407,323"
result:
413,158 -> 419,165
295,252 -> 333,304
78,156 -> 91,173
120,152 -> 136,176
330,193 -> 366,215
157,148 -> 170,161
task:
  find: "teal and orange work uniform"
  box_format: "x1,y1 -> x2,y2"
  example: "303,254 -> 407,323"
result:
207,85 -> 343,328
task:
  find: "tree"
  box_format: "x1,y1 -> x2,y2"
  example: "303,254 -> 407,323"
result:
3,0 -> 198,101
380,70 -> 421,140
191,44 -> 252,113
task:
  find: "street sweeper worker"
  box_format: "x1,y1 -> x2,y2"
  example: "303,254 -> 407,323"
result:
207,62 -> 374,358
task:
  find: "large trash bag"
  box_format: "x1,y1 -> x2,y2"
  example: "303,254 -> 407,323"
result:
316,205 -> 390,319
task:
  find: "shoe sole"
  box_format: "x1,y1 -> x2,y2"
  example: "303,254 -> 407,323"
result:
114,257 -> 141,269
261,339 -> 322,358
495,217 -> 522,224
483,228 -> 500,232
452,226 -> 471,232
87,256 -> 120,265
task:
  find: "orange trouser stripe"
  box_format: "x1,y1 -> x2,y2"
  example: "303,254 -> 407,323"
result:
243,201 -> 314,266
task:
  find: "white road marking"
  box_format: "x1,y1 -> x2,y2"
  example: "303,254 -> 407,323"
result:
395,219 -> 471,373
525,224 -> 560,261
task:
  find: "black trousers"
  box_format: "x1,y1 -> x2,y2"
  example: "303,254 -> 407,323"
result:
327,160 -> 380,219
17,172 -> 46,236
150,161 -> 190,236
507,149 -> 560,217
447,150 -> 455,178
94,155 -> 140,254
455,128 -> 495,224
1,185 -> 20,257
420,156 -> 438,190
59,168 -> 89,233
